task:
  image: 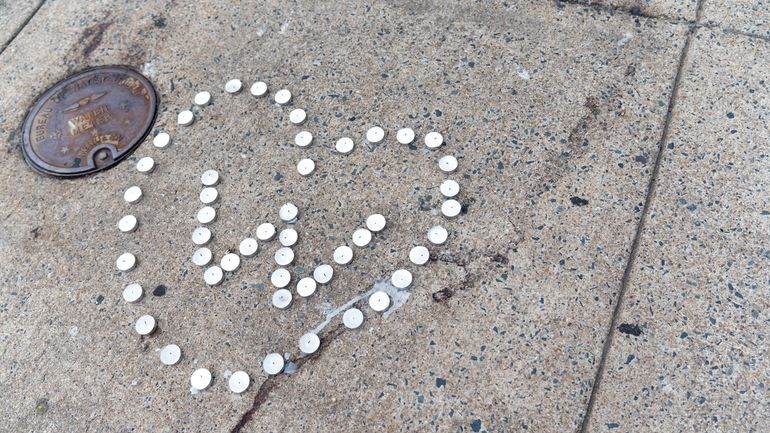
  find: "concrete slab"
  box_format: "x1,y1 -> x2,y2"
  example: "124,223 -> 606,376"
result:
0,1 -> 685,432
0,0 -> 40,51
585,28 -> 770,432
703,0 -> 770,38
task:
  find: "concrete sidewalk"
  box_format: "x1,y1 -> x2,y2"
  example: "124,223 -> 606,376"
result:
0,1 -> 767,432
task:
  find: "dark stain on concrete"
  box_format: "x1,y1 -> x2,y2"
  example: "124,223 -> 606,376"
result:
80,20 -> 113,59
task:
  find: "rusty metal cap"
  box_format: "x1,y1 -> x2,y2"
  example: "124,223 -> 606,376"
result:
21,66 -> 158,177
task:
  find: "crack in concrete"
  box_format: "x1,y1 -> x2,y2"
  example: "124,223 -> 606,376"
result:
0,0 -> 46,57
576,1 -> 706,431
230,321 -> 348,433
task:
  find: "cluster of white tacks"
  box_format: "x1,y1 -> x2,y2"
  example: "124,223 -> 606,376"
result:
114,78 -> 464,394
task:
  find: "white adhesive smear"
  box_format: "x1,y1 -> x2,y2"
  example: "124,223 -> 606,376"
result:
311,278 -> 412,334
618,32 -> 634,47
515,64 -> 531,80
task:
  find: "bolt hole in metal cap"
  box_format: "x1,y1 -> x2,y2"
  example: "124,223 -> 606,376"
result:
21,66 -> 158,177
